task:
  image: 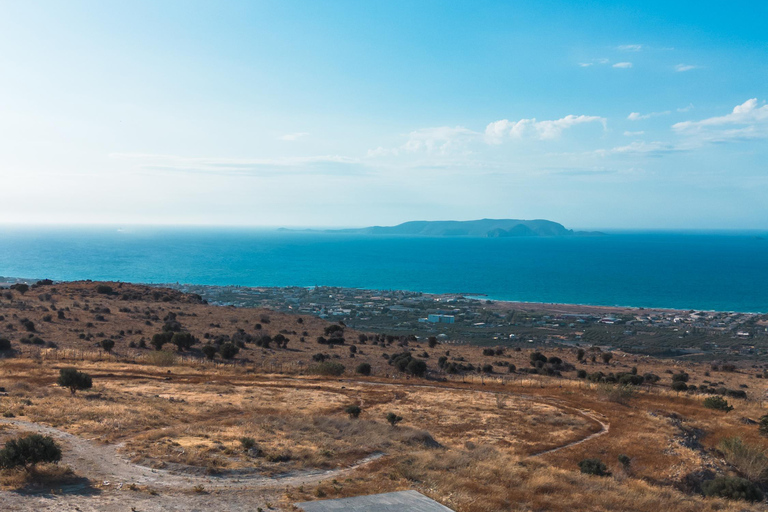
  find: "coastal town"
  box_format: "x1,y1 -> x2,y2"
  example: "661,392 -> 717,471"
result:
160,282 -> 768,361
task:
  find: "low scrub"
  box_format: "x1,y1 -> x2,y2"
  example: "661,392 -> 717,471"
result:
718,437 -> 768,482
702,476 -> 763,502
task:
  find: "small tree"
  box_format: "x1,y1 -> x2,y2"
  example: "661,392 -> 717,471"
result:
171,332 -> 196,351
601,352 -> 613,365
151,332 -> 173,351
57,368 -> 92,395
576,348 -> 585,361
219,342 -> 239,360
0,434 -> 62,471
345,404 -> 362,419
201,344 -> 217,361
0,338 -> 11,351
100,339 -> 115,353
356,362 -> 372,376
386,412 -> 403,427
428,337 -> 438,348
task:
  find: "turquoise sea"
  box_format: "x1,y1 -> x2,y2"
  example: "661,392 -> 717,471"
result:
1,226 -> 767,312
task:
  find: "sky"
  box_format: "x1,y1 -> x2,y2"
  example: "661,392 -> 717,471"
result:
0,0 -> 766,229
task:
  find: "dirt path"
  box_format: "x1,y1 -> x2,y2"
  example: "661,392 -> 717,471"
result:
0,378 -> 610,511
0,417 -> 383,491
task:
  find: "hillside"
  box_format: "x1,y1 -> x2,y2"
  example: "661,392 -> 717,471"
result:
304,218 -> 603,237
1,281 -> 768,512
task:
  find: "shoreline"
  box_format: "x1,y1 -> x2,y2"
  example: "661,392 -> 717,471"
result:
2,276 -> 764,315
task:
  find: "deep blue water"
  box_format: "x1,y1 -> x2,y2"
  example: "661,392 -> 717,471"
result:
1,226 -> 767,312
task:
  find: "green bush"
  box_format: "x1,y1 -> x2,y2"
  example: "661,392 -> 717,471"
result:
386,412 -> 403,427
0,434 -> 62,470
308,361 -> 345,376
201,344 -> 217,360
219,342 -> 240,360
578,458 -> 611,476
100,339 -> 115,352
702,476 -> 763,502
171,332 -> 196,351
671,381 -> 688,392
704,395 -> 734,412
95,285 -> 113,295
0,338 -> 11,351
355,362 -> 372,376
56,368 -> 92,395
345,404 -> 362,418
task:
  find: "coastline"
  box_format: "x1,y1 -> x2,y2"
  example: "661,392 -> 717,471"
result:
2,276 -> 763,315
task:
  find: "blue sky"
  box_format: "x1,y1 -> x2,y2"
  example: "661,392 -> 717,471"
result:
0,0 -> 766,229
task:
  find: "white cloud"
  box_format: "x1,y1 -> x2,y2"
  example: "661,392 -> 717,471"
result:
675,64 -> 699,72
623,130 -> 645,136
627,110 -> 670,121
613,62 -> 633,69
485,115 -> 606,142
617,44 -> 643,51
578,58 -> 610,68
677,103 -> 694,112
278,132 -> 309,141
673,98 -> 768,140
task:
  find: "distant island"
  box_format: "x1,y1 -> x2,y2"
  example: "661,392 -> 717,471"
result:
282,219 -> 604,237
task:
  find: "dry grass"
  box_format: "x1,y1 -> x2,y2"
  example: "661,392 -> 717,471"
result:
4,282 -> 768,510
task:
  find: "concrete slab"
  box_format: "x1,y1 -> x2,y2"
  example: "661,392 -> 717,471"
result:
295,490 -> 454,511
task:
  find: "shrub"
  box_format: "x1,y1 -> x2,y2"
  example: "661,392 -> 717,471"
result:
576,348 -> 585,361
672,372 -> 689,383
100,339 -> 115,352
702,476 -> 763,502
578,458 -> 611,476
0,434 -> 62,471
219,342 -> 239,359
601,352 -> 613,364
407,359 -> 428,377
151,332 -> 173,351
345,404 -> 362,419
239,437 -> 256,451
201,344 -> 217,360
171,332 -> 196,351
56,368 -> 92,395
576,369 -> 587,379
308,362 -> 345,376
386,412 -> 403,427
356,363 -> 372,376
704,395 -> 734,412
759,414 -> 768,436
95,285 -> 113,295
428,337 -> 438,348
671,381 -> 688,392
618,454 -> 631,469
718,437 -> 768,482
0,338 -> 11,351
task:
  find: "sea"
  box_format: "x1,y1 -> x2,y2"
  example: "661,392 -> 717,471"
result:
1,226 -> 767,313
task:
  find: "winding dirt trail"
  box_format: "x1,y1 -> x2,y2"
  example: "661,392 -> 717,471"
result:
0,417 -> 383,491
